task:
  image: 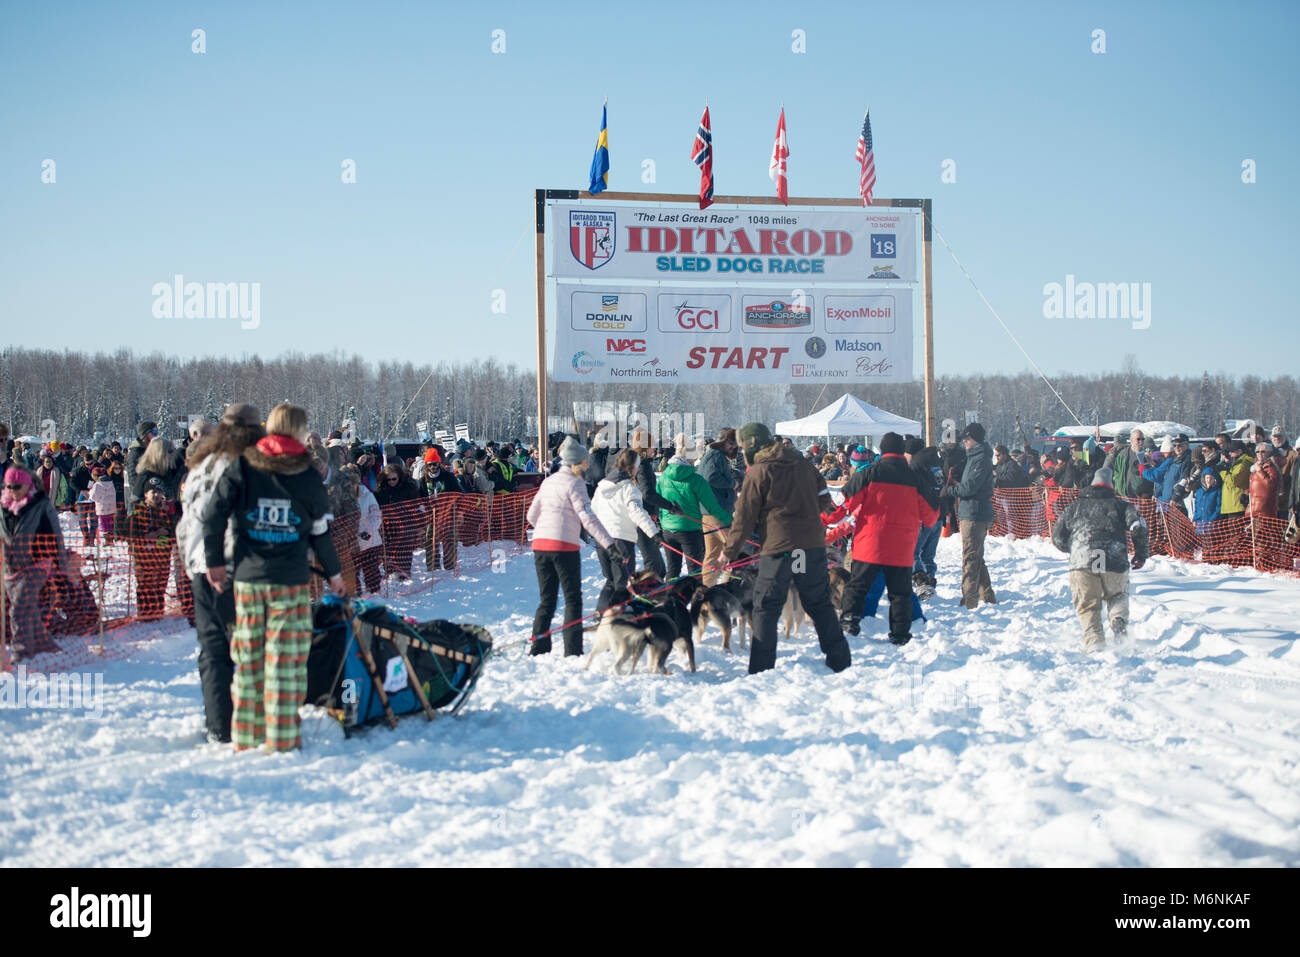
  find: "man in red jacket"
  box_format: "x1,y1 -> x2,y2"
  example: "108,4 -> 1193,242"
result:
825,432 -> 939,646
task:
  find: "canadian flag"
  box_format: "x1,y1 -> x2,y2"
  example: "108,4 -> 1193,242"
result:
769,107 -> 789,205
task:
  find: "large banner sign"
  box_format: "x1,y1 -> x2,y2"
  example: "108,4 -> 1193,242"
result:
554,284 -> 912,384
551,202 -> 918,283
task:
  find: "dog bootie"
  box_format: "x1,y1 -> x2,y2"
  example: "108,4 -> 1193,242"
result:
888,633 -> 912,647
839,615 -> 861,637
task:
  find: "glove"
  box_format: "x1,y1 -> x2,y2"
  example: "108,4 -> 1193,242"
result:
665,501 -> 685,516
651,531 -> 665,547
1130,556 -> 1145,570
940,486 -> 956,501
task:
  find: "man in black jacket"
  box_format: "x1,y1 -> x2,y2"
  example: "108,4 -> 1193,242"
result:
697,427 -> 740,585
942,423 -> 997,609
630,428 -> 674,579
1050,466 -> 1149,652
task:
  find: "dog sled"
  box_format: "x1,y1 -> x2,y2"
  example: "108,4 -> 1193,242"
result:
306,595 -> 492,734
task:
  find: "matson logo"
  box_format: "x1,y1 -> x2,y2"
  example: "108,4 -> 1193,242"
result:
605,338 -> 646,353
657,294 -> 732,333
833,339 -> 883,352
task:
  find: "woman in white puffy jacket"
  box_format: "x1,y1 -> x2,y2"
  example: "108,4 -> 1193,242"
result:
174,403 -> 263,744
356,475 -> 384,593
591,448 -> 662,611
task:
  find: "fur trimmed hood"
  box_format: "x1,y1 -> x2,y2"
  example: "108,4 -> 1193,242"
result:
243,446 -> 315,475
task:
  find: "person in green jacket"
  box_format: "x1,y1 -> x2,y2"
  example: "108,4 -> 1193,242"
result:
655,439 -> 732,580
1218,441 -> 1253,518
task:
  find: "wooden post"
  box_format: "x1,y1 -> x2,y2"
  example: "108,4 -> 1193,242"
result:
534,189 -> 548,461
921,198 -> 936,446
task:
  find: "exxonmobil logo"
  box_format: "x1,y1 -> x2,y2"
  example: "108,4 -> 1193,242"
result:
605,338 -> 646,353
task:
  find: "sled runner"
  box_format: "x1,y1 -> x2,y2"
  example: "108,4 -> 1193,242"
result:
306,595 -> 492,733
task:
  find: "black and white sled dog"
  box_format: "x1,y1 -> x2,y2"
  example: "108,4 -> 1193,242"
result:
585,571 -> 695,675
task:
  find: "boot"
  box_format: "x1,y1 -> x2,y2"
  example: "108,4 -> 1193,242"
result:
528,636 -> 552,656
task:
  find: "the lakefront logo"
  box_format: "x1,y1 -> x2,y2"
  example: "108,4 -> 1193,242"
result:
1042,275 -> 1151,329
0,666 -> 104,718
151,274 -> 260,329
50,887 -> 151,937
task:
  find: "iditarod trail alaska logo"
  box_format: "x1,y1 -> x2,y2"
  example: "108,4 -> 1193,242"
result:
570,210 -> 616,270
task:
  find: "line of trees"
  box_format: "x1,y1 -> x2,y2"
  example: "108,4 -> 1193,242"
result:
1,347 -> 1295,449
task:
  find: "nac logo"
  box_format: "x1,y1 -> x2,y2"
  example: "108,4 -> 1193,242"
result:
605,338 -> 646,353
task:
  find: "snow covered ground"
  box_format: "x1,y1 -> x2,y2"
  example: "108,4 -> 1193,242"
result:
2,534 -> 1298,867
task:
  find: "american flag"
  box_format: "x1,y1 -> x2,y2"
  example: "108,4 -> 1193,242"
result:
691,105 -> 714,210
855,109 -> 875,206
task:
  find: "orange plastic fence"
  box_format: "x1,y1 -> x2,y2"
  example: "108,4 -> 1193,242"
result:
990,486 -> 1299,575
2,488 -> 537,675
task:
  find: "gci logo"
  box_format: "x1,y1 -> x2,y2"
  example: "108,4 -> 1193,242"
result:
674,302 -> 720,329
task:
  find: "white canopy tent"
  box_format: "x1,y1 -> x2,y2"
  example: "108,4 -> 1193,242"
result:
776,394 -> 922,446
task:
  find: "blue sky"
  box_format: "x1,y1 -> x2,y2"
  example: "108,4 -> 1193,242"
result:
1,0 -> 1296,379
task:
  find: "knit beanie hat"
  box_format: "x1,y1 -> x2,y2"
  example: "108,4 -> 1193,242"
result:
4,467 -> 32,488
136,420 -> 158,442
1160,436 -> 1174,454
849,445 -> 872,463
960,423 -> 986,444
738,422 -> 774,459
904,436 -> 925,456
424,448 -> 441,464
879,432 -> 905,456
559,437 -> 587,466
1092,467 -> 1115,489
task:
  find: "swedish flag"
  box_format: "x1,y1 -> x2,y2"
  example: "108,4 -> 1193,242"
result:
589,102 -> 609,195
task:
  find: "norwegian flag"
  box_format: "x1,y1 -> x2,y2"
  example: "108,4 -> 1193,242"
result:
691,105 -> 714,210
855,109 -> 876,206
769,107 -> 789,205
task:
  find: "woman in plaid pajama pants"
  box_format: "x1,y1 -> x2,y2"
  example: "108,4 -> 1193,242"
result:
201,403 -> 344,752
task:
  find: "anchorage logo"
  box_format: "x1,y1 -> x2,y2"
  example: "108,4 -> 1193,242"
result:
1042,275 -> 1151,330
571,351 -> 604,375
151,274 -> 260,329
50,887 -> 151,937
743,298 -> 812,331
